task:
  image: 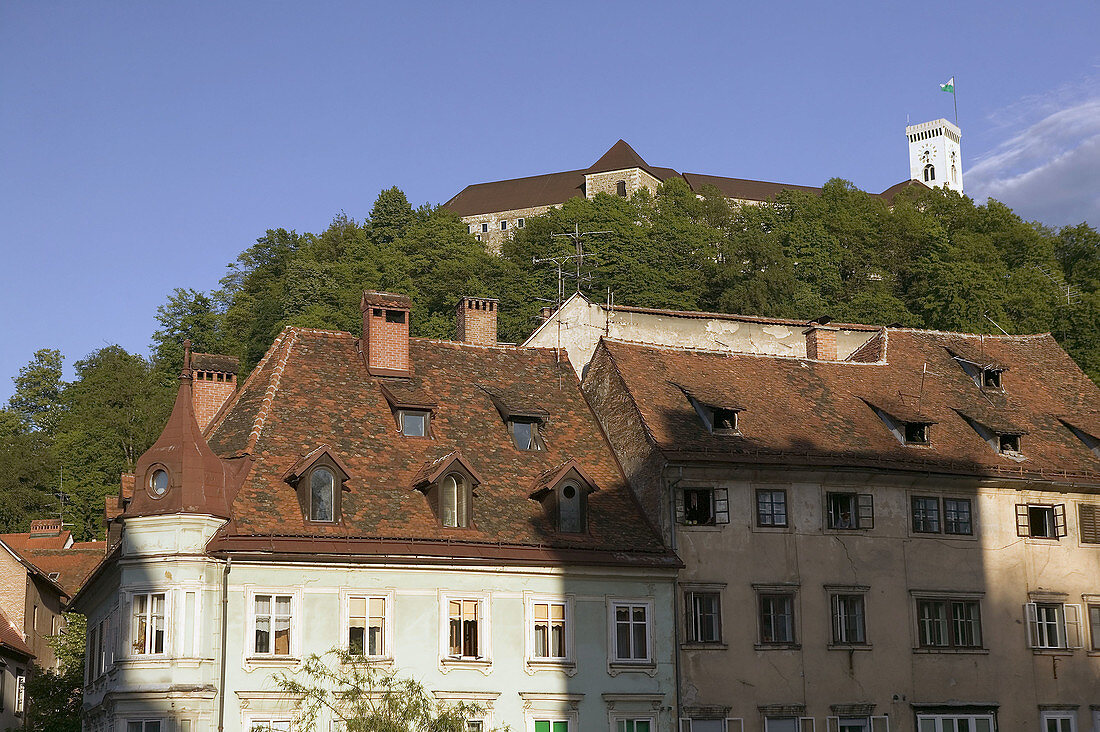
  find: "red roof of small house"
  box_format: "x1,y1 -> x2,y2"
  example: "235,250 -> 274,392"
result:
200,327 -> 674,567
0,608 -> 33,659
587,330 -> 1100,484
15,542 -> 107,596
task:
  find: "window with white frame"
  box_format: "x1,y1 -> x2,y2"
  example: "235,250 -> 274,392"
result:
14,669 -> 25,715
347,596 -> 386,657
827,492 -> 873,530
528,598 -> 569,662
615,718 -> 655,732
915,714 -> 994,732
678,487 -> 729,526
88,614 -> 111,678
248,720 -> 292,732
1016,503 -> 1067,539
757,489 -> 788,527
680,720 -> 744,732
131,592 -> 166,655
533,720 -> 569,732
1041,712 -> 1076,732
446,597 -> 485,660
610,601 -> 651,663
826,718 -> 889,732
685,591 -> 722,644
831,593 -> 867,645
254,594 -> 294,656
126,721 -> 163,732
1025,602 -> 1083,650
763,718 -> 814,732
1088,603 -> 1100,651
916,598 -> 982,649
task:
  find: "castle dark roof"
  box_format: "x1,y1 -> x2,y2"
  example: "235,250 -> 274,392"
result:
588,331 -> 1100,484
680,172 -> 822,201
202,327 -> 674,567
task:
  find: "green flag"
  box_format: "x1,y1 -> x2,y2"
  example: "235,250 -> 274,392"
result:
940,77 -> 955,93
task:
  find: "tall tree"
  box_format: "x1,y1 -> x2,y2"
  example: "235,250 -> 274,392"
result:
9,349 -> 64,434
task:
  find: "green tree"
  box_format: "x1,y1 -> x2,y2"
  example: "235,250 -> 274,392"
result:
8,349 -> 64,434
24,614 -> 85,732
152,288 -> 227,374
275,648 -> 487,732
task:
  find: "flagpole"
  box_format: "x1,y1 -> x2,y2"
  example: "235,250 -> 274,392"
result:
953,77 -> 958,126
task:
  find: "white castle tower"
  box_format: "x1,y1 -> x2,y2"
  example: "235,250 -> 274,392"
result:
906,118 -> 963,193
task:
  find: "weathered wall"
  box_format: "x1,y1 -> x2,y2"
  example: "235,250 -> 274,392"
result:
460,203 -> 554,254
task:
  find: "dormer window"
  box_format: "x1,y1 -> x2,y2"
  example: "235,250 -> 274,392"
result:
904,422 -> 931,445
400,410 -> 429,437
510,418 -> 544,451
999,433 -> 1021,455
955,408 -> 1026,460
283,446 -> 352,524
310,467 -> 335,522
948,349 -> 1007,392
680,387 -> 743,435
530,460 -> 598,535
412,451 -> 483,530
441,473 -> 470,528
982,368 -> 1003,390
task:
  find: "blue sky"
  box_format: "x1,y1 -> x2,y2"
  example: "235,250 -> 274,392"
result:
1,1 -> 1098,400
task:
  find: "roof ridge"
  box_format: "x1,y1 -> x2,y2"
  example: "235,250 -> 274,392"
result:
205,326 -> 295,438
245,328 -> 300,454
888,328 -> 1052,340
602,337 -> 888,365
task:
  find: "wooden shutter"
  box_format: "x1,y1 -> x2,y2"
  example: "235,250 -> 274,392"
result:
857,494 -> 874,529
1078,504 -> 1100,544
714,488 -> 730,524
1064,604 -> 1083,648
870,716 -> 890,732
1053,504 -> 1067,537
799,718 -> 816,732
1015,504 -> 1030,536
1024,602 -> 1039,648
826,718 -> 839,732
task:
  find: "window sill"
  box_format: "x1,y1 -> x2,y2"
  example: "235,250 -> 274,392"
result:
524,659 -> 577,676
608,661 -> 658,677
342,656 -> 394,667
440,657 -> 493,675
245,656 -> 300,669
912,647 -> 989,655
827,643 -> 873,651
679,524 -> 723,532
754,643 -> 801,651
1032,648 -> 1077,656
681,642 -> 728,651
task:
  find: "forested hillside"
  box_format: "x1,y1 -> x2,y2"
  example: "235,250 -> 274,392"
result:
3,181 -> 1097,539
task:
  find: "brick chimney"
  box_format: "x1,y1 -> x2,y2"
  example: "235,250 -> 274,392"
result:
191,351 -> 239,430
804,325 -> 839,361
361,291 -> 412,377
456,296 -> 498,346
29,518 -> 62,537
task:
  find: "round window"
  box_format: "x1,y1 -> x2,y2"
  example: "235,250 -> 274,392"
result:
149,468 -> 169,497
562,484 -> 577,499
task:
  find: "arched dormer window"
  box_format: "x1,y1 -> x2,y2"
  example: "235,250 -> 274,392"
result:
441,473 -> 470,528
283,445 -> 352,523
412,451 -> 484,530
616,180 -> 627,197
530,460 -> 599,534
924,164 -> 936,182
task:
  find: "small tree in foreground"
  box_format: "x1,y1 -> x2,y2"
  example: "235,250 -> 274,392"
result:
275,648 -> 490,732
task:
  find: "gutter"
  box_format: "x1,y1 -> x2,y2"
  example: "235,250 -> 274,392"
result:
665,465 -> 684,728
217,557 -> 231,732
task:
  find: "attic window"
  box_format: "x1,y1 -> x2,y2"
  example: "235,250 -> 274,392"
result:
509,418 -> 544,451
999,433 -> 1021,455
697,403 -> 740,434
441,473 -> 471,528
558,482 -> 584,533
310,467 -> 335,522
283,446 -> 352,524
530,461 -> 597,535
982,368 -> 1003,389
48,572 -> 60,581
400,410 -> 429,437
904,422 -> 931,445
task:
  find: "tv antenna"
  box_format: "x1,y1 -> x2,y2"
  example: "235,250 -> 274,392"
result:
1032,264 -> 1081,306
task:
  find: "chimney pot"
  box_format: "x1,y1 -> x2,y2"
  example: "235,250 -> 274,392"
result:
456,296 -> 499,346
361,291 -> 412,376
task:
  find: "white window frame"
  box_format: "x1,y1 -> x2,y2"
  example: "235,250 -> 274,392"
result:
246,588 -> 302,660
831,592 -> 868,646
340,590 -> 394,661
678,719 -> 745,732
1025,602 -> 1083,650
127,590 -> 169,657
825,717 -> 889,732
762,718 -> 815,732
608,598 -> 654,666
245,718 -> 293,732
915,714 -> 994,732
1040,711 -> 1077,732
439,592 -> 491,667
432,691 -> 499,732
14,669 -> 25,715
612,715 -> 658,732
124,720 -> 165,732
524,593 -> 574,668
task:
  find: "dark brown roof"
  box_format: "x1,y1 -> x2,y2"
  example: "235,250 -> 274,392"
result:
590,330 -> 1100,484
204,328 -> 673,566
681,172 -> 822,201
16,543 -> 106,595
0,608 -> 33,659
879,179 -> 931,203
191,352 -> 239,374
443,169 -> 588,217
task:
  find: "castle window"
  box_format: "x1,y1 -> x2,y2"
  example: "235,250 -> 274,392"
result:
517,218 -> 525,228
1016,503 -> 1066,539
482,223 -> 488,233
616,180 -> 627,197
501,220 -> 508,230
923,164 -> 936,182
309,467 -> 335,522
441,473 -> 470,528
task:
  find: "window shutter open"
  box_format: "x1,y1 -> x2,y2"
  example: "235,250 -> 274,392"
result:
675,491 -> 685,524
726,720 -> 744,732
715,488 -> 730,524
857,494 -> 874,529
679,719 -> 691,732
1015,504 -> 1030,536
1078,504 -> 1100,544
799,718 -> 816,732
120,595 -> 132,657
1024,602 -> 1039,648
870,716 -> 890,732
1064,604 -> 1083,648
826,718 -> 840,732
1054,504 -> 1067,537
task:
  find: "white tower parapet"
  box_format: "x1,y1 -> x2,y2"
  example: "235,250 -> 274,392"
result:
906,118 -> 963,193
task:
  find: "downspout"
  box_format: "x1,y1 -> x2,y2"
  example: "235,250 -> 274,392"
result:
217,557 -> 232,732
666,465 -> 684,729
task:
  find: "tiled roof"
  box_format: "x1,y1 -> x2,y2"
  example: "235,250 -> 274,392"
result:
443,169 -> 588,217
205,328 -> 673,565
0,530 -> 72,552
0,608 -> 33,659
16,543 -> 107,595
591,330 -> 1100,482
680,172 -> 822,201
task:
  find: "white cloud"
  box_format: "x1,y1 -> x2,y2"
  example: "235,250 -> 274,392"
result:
967,96 -> 1100,227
